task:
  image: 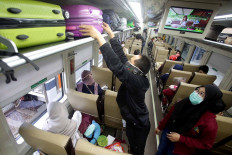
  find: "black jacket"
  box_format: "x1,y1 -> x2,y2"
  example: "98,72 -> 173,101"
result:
99,37 -> 150,128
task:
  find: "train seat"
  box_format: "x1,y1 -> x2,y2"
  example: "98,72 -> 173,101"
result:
104,90 -> 123,128
160,60 -> 182,74
167,82 -> 199,111
169,50 -> 177,56
189,72 -> 217,85
164,69 -> 193,89
92,66 -> 113,90
214,90 -> 232,153
67,89 -> 99,119
19,122 -> 73,155
75,139 -> 130,155
154,48 -> 169,70
183,63 -> 200,73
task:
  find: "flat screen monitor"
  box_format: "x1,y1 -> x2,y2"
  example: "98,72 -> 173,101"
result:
165,7 -> 213,34
159,1 -> 220,39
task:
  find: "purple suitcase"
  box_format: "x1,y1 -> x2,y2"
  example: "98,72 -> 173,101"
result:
62,5 -> 103,37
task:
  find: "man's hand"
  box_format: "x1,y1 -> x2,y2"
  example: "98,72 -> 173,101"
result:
79,25 -> 102,39
79,25 -> 106,46
167,132 -> 180,142
102,22 -> 115,39
155,128 -> 161,134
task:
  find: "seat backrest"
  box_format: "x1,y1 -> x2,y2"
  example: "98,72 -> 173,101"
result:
168,82 -> 198,111
104,90 -> 123,128
189,72 -> 217,85
67,89 -> 99,118
183,63 -> 200,73
215,115 -> 232,146
92,66 -> 113,89
221,89 -> 232,110
169,50 -> 177,56
161,60 -> 182,74
19,122 -> 72,155
164,69 -> 193,89
102,60 -> 107,68
115,77 -> 122,92
155,48 -> 169,63
75,139 -> 131,155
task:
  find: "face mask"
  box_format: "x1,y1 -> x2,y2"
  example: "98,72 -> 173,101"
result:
122,44 -> 125,47
189,91 -> 203,105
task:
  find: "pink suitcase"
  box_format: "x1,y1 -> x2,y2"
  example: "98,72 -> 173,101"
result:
62,5 -> 103,37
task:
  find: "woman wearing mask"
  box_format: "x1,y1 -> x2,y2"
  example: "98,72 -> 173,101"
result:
155,84 -> 225,155
43,102 -> 82,146
76,70 -> 103,97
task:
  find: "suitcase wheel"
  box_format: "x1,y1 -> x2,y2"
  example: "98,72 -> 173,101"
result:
62,9 -> 70,19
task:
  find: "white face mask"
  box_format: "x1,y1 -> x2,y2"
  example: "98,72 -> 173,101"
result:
122,44 -> 125,47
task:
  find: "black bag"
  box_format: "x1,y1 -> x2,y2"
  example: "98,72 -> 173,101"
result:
103,10 -> 121,31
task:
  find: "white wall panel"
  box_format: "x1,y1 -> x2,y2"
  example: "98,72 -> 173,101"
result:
0,54 -> 63,107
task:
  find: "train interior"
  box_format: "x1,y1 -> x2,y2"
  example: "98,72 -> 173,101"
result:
0,0 -> 232,154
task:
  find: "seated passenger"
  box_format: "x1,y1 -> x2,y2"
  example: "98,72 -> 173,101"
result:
199,65 -> 209,74
169,50 -> 182,61
134,49 -> 140,55
76,70 -> 103,97
162,77 -> 186,107
42,102 -> 82,146
160,64 -> 184,84
155,84 -> 225,155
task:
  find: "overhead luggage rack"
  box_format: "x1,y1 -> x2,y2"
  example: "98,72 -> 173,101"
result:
0,28 -> 133,71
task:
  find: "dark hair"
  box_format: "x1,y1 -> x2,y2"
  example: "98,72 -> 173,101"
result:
121,41 -> 125,44
136,34 -> 142,39
134,49 -> 140,55
134,55 -> 151,74
199,65 -> 209,74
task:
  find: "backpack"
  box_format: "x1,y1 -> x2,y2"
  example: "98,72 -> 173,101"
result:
103,10 -> 121,31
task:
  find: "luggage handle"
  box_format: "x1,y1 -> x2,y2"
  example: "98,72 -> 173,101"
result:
0,36 -> 40,71
16,35 -> 29,40
52,9 -> 61,14
7,8 -> 22,14
57,33 -> 64,37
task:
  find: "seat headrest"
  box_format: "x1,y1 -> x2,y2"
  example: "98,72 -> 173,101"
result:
19,122 -> 71,155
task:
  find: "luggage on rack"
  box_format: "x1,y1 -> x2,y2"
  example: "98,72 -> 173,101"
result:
0,0 -> 67,49
62,5 -> 103,37
117,17 -> 127,30
103,10 -> 121,31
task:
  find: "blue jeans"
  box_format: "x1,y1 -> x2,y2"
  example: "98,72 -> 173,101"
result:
156,128 -> 176,155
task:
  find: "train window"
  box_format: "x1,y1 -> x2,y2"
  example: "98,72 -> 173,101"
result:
175,39 -> 182,50
190,46 -> 206,65
181,43 -> 191,61
75,61 -> 91,84
207,52 -> 232,86
171,38 -> 175,46
2,73 -> 64,143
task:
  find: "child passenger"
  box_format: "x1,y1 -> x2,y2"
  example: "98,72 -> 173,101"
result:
42,102 -> 82,146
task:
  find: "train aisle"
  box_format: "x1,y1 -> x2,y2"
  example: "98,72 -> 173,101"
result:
144,55 -> 164,155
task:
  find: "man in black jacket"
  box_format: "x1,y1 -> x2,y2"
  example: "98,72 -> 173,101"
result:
80,23 -> 151,155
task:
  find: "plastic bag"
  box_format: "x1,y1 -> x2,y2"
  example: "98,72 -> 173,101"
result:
105,142 -> 125,153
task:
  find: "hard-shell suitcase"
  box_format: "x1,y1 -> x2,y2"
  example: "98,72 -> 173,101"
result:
0,0 -> 67,49
62,5 -> 103,37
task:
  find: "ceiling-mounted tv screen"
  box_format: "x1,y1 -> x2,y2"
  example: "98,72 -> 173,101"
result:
158,1 -> 220,39
165,7 -> 213,34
